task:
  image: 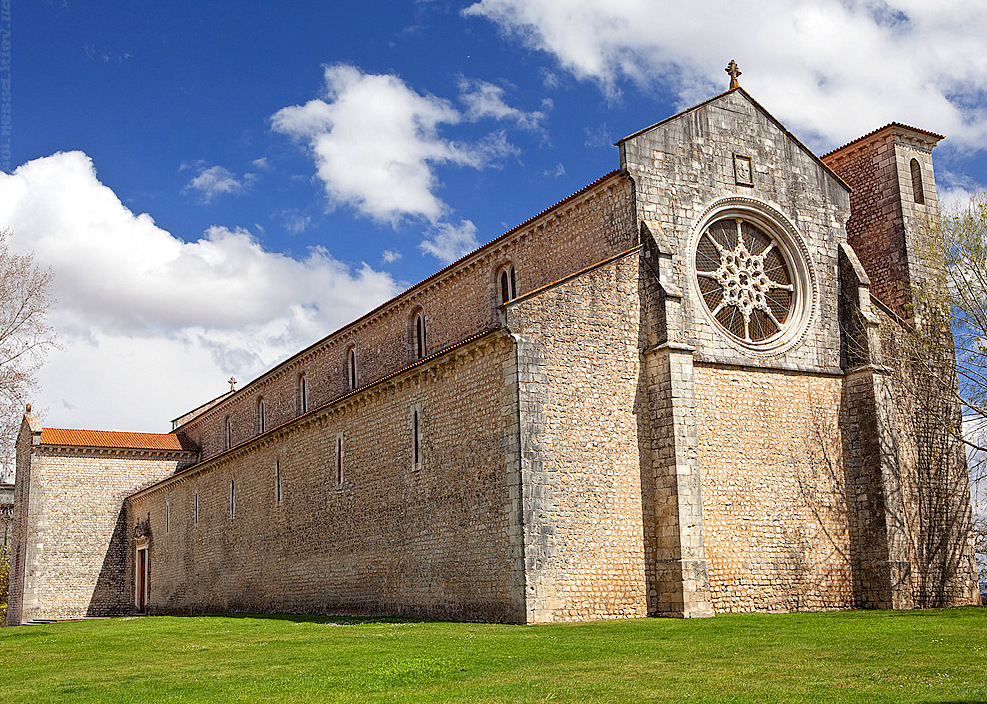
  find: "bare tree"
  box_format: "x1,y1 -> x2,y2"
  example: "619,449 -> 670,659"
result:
0,229 -> 55,481
942,195 -> 987,597
904,194 -> 987,600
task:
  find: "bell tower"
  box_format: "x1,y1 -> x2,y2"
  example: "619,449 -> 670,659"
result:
822,123 -> 944,319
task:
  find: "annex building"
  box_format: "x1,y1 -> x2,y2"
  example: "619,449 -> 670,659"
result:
7,73 -> 980,625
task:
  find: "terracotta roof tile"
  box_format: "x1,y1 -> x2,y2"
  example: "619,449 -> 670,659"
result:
821,122 -> 945,160
39,428 -> 190,451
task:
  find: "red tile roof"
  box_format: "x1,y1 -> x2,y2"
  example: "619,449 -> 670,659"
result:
821,122 -> 945,160
39,428 -> 189,451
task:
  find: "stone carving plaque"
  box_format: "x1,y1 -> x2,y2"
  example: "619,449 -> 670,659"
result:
734,154 -> 754,187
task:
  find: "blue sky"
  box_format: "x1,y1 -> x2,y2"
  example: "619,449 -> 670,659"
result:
2,0 -> 987,434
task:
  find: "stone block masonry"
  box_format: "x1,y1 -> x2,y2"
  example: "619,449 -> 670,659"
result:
507,251 -> 652,623
177,175 -> 637,465
694,365 -> 854,612
7,419 -> 195,625
8,83 -> 978,625
127,331 -> 521,622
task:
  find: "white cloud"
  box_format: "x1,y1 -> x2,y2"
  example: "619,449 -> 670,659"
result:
382,249 -> 402,263
936,171 -> 986,213
463,0 -> 987,150
419,219 -> 480,264
0,151 -> 400,432
458,77 -> 546,130
184,164 -> 255,202
271,64 -> 484,225
279,209 -> 312,234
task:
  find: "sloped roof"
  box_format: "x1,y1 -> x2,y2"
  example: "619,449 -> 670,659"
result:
39,428 -> 191,452
173,169 -> 628,430
820,122 -> 945,160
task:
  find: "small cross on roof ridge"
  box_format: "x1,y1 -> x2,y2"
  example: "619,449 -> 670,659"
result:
725,60 -> 742,90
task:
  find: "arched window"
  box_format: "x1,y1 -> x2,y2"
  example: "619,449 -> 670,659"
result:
346,346 -> 357,390
298,372 -> 308,413
257,397 -> 266,434
910,158 -> 925,204
414,312 -> 427,360
499,264 -> 517,303
223,416 -> 232,450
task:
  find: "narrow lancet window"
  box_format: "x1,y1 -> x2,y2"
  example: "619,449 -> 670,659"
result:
257,397 -> 266,434
415,313 -> 427,360
348,347 -> 357,390
299,373 -> 309,413
223,416 -> 232,450
910,158 -> 925,204
412,407 -> 421,471
335,434 -> 344,487
275,459 -> 282,505
500,265 -> 517,303
230,479 -> 236,519
193,490 -> 199,525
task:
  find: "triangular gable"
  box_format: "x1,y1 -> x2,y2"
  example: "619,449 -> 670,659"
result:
616,87 -> 850,193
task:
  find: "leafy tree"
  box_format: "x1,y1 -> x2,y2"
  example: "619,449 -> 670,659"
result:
0,229 -> 55,481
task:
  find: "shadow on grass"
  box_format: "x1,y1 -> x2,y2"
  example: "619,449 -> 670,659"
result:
211,612 -> 448,626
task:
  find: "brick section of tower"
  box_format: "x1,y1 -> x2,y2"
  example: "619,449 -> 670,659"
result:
821,124 -> 943,318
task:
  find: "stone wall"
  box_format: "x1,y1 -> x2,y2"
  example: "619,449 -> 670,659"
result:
505,250 -> 652,622
874,306 -> 980,607
7,422 -> 192,624
178,175 -> 636,464
126,331 -> 522,622
694,364 -> 854,612
619,88 -> 849,375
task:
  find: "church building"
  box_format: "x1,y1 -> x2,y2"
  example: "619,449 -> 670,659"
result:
7,68 -> 979,625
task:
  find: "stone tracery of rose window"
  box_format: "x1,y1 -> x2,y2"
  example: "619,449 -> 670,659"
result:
695,218 -> 794,344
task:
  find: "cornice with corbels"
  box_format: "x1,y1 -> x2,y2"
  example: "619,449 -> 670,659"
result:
177,178 -> 624,438
128,329 -> 511,503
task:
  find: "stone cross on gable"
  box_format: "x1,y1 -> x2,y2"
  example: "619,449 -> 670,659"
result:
725,60 -> 742,90
229,377 -> 237,392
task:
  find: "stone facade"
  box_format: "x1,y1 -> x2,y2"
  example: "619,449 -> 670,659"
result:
7,86 -> 979,625
7,420 -> 195,624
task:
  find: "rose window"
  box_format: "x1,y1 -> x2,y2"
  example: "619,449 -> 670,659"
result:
695,218 -> 795,344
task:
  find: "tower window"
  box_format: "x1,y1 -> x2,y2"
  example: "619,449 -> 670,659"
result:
910,158 -> 925,204
347,346 -> 357,390
414,312 -> 427,360
257,397 -> 266,434
298,372 -> 309,413
193,490 -> 199,526
500,265 -> 517,303
223,416 -> 232,450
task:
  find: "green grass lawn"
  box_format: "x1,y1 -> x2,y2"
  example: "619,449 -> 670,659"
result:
1,608 -> 985,703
